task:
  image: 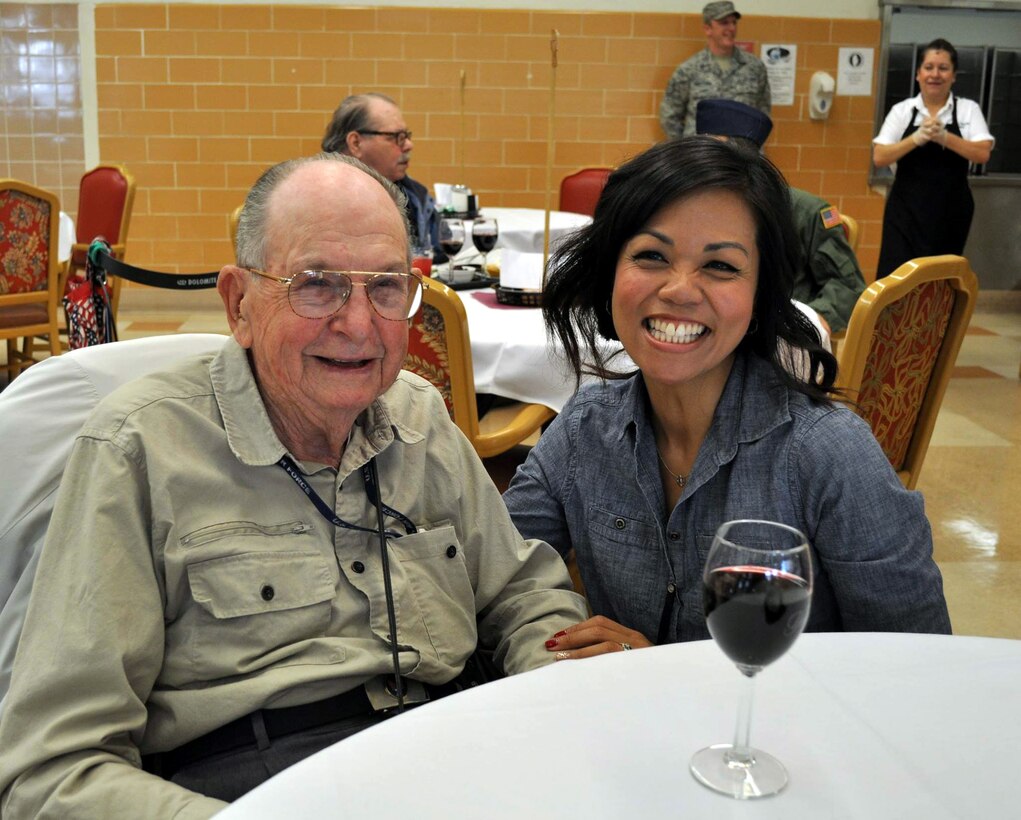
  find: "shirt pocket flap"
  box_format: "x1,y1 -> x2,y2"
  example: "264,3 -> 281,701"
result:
188,551 -> 335,619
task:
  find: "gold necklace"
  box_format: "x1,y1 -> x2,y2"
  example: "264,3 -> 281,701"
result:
656,449 -> 690,488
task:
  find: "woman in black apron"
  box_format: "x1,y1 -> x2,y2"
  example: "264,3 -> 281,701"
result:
873,39 -> 994,279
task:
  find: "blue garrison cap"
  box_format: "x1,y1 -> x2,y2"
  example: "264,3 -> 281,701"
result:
695,99 -> 774,148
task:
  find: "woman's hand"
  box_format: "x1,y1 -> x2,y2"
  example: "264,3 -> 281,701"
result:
545,615 -> 653,660
921,116 -> 947,146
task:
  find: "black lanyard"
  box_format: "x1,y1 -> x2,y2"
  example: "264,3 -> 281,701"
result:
277,455 -> 417,537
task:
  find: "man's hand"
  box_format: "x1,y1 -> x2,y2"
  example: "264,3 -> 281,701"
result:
544,615 -> 653,660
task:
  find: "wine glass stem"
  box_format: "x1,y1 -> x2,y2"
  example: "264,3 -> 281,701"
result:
727,672 -> 756,767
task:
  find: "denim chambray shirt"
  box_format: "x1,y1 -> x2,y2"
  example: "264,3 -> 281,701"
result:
504,352 -> 951,644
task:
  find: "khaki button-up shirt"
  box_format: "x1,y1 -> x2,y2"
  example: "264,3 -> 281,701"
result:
0,339 -> 586,818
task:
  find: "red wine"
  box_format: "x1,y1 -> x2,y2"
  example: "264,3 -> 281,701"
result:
471,232 -> 498,253
439,240 -> 463,257
704,566 -> 810,670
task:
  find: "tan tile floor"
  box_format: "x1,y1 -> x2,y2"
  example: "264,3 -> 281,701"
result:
4,295 -> 1019,638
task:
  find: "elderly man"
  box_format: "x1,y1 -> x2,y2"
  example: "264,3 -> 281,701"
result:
0,154 -> 586,816
321,92 -> 438,257
660,1 -> 771,138
696,99 -> 866,333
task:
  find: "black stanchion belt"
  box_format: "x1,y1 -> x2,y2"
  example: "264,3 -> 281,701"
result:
88,241 -> 219,290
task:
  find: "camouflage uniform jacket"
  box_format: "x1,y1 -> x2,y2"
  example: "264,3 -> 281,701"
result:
659,47 -> 771,138
789,187 -> 866,333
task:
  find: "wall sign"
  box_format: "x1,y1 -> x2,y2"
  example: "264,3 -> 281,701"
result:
837,47 -> 874,96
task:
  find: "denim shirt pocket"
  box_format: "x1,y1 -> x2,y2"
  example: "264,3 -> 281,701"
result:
388,524 -> 476,675
584,503 -> 664,631
173,549 -> 336,682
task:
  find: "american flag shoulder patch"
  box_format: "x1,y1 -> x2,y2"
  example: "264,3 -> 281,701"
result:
819,206 -> 841,230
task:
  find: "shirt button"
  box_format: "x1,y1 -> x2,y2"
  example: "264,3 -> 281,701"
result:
668,532 -> 680,541
446,545 -> 457,558
352,561 -> 365,574
260,584 -> 275,601
614,518 -> 626,530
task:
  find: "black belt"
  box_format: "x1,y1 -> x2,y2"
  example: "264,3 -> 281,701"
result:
144,680 -> 458,779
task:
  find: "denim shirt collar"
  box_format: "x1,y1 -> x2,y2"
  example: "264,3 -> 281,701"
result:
209,337 -> 423,473
616,352 -> 792,491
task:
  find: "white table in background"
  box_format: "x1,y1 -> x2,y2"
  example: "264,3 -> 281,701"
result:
218,632 -> 1020,819
446,207 -> 591,261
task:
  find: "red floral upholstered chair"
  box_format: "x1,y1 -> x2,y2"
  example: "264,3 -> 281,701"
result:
405,279 -> 555,458
0,179 -> 62,380
836,255 -> 977,490
558,167 -> 612,217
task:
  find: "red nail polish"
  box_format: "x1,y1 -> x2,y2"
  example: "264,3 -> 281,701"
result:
545,638 -> 558,648
554,630 -> 567,637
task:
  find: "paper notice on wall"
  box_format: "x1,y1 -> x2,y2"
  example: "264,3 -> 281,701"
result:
761,44 -> 797,106
837,47 -> 874,96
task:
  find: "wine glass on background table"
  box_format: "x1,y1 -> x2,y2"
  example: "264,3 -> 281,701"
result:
470,217 -> 499,273
439,218 -> 465,264
690,519 -> 813,800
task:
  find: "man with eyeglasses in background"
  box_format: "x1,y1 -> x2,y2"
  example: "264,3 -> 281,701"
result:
322,92 -> 440,260
0,153 -> 587,817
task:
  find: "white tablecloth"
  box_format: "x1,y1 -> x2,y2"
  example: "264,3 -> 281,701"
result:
218,633 -> 1020,819
468,206 -> 591,255
59,211 -> 74,263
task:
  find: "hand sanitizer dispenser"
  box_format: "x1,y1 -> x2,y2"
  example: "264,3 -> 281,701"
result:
809,71 -> 836,120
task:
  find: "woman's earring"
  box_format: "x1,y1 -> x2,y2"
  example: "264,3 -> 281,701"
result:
746,318 -> 759,336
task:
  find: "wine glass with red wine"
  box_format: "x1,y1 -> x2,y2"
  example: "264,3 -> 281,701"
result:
470,217 -> 499,273
690,519 -> 813,799
439,218 -> 465,264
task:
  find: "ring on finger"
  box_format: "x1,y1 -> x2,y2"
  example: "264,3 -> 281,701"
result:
620,642 -> 633,651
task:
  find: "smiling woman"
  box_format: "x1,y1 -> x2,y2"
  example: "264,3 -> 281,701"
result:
503,137 -> 952,659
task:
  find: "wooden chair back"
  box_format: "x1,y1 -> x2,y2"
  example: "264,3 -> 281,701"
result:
0,179 -> 62,379
405,280 -> 555,458
836,255 -> 977,489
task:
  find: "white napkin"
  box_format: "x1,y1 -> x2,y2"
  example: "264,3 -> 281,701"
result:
500,249 -> 545,290
433,183 -> 453,208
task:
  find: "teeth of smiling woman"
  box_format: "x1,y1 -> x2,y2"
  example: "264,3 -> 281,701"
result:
646,318 -> 708,344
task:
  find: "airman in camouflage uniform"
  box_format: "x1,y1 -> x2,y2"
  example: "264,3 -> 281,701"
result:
660,2 -> 771,138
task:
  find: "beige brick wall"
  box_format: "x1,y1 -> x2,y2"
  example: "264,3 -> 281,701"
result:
90,5 -> 885,277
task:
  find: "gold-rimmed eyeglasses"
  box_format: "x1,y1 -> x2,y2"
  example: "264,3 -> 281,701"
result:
358,129 -> 413,145
246,269 -> 425,321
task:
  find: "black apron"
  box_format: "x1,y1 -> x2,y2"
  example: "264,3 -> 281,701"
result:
876,98 -> 973,278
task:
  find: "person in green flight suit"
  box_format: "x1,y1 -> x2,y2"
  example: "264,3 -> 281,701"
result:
695,99 -> 866,334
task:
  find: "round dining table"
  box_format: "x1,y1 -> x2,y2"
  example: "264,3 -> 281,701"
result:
452,206 -> 592,256
217,632 -> 1019,819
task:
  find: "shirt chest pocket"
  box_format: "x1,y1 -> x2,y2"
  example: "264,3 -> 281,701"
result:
388,525 -> 476,670
169,550 -> 337,684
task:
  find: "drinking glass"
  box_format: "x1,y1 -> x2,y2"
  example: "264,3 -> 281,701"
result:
470,217 -> 499,272
690,519 -> 813,799
439,218 -> 465,263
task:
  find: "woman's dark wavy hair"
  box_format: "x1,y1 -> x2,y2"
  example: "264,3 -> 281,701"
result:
922,38 -> 957,70
543,136 -> 838,402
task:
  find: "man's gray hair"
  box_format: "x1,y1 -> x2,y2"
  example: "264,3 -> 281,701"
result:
321,92 -> 397,154
235,152 -> 410,271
